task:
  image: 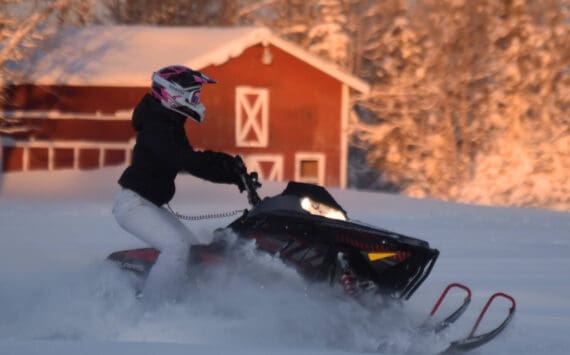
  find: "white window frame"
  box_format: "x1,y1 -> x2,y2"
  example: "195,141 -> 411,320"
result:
235,86 -> 269,147
244,154 -> 284,181
1,138 -> 134,172
295,152 -> 326,186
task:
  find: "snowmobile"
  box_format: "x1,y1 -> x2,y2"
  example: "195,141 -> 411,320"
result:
108,157 -> 516,354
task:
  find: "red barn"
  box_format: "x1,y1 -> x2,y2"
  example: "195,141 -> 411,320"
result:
1,26 -> 370,187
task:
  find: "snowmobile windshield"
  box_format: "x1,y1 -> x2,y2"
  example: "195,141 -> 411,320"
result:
281,182 -> 347,220
300,196 -> 347,221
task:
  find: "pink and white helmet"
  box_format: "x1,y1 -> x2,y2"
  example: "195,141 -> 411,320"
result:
151,65 -> 217,123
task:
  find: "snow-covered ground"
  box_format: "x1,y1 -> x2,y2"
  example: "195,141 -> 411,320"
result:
0,167 -> 569,354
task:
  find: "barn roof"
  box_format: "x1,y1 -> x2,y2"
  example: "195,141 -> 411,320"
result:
17,26 -> 370,94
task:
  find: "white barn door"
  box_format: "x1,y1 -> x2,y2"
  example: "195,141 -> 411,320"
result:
235,86 -> 269,147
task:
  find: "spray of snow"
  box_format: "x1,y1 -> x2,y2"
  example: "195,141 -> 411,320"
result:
0,167 -> 569,354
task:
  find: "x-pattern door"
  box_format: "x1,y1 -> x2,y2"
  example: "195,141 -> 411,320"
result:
235,87 -> 269,147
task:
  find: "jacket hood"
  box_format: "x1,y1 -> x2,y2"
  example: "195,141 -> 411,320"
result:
132,93 -> 186,131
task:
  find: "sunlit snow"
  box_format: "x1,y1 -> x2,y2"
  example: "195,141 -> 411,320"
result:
0,167 -> 569,354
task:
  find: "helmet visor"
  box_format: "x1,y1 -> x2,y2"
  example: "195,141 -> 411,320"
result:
184,86 -> 202,105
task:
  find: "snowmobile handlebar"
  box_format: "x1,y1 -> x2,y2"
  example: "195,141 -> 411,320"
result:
235,155 -> 262,207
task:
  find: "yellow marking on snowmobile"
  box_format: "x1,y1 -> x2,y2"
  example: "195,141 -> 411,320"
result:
367,252 -> 397,261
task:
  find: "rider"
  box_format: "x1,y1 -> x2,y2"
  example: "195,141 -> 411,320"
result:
113,65 -> 245,303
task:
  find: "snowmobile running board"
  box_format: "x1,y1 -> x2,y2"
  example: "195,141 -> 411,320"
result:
426,283 -> 516,354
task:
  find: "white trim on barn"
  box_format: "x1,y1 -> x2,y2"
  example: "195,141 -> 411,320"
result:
235,86 -> 269,147
340,84 -> 349,188
0,135 -> 7,170
244,154 -> 283,181
2,138 -> 134,171
0,110 -> 132,121
295,152 -> 326,186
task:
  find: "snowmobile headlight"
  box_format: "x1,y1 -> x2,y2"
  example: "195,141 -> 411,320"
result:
300,197 -> 347,221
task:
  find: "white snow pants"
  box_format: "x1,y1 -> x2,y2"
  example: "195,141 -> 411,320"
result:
112,188 -> 199,303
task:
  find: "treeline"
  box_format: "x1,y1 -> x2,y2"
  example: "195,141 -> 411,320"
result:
2,0 -> 569,209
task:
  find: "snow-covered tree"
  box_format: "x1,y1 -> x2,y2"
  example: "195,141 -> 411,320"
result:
454,0 -> 570,209
349,0 -> 443,194
306,0 -> 350,67
350,0 -> 569,209
237,0 -> 315,45
2,0 -> 568,209
0,0 -> 95,133
103,0 -> 258,26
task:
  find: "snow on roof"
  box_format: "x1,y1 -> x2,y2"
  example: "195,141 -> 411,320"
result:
18,25 -> 370,94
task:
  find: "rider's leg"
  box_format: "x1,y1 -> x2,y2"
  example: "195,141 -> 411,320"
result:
113,188 -> 198,303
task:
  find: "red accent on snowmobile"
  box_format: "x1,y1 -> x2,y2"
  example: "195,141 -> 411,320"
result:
430,283 -> 472,316
112,248 -> 159,262
468,292 -> 516,338
427,283 -> 472,333
249,233 -> 285,253
197,252 -> 225,263
441,291 -> 516,354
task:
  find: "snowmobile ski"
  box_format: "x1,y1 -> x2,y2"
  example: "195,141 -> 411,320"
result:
427,283 -> 472,333
409,283 -> 516,354
439,291 -> 516,354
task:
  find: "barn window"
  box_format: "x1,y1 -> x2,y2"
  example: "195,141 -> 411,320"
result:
2,146 -> 24,171
235,86 -> 269,147
54,148 -> 74,169
78,148 -> 99,170
244,154 -> 283,181
295,153 -> 325,185
103,149 -> 126,166
28,148 -> 49,170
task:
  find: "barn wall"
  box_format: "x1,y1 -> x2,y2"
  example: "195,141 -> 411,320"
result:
192,44 -> 343,186
4,85 -> 146,113
14,118 -> 134,141
1,85 -> 142,172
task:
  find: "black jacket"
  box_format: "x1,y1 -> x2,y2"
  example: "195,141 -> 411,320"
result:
118,94 -> 241,206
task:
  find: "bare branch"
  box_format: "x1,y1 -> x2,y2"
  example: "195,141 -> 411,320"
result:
0,0 -> 71,69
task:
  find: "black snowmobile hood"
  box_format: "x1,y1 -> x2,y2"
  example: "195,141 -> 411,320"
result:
131,93 -> 187,131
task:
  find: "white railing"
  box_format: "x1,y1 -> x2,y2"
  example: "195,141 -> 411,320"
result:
1,109 -> 132,121
2,137 -> 135,171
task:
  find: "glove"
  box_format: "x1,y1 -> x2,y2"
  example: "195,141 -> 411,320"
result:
216,153 -> 246,192
235,174 -> 246,193
232,156 -> 247,192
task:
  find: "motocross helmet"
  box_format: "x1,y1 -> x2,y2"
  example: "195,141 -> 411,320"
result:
151,65 -> 217,123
